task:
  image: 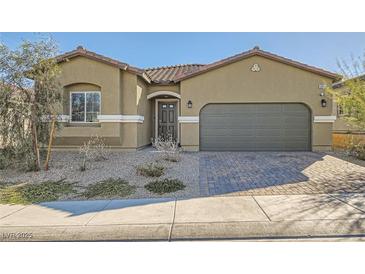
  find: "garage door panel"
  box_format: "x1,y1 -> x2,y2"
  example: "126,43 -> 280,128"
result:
203,136 -> 259,142
202,118 -> 254,126
202,129 -> 256,136
284,130 -> 309,137
203,115 -> 256,121
284,117 -> 309,123
200,103 -> 310,151
204,104 -> 256,112
255,129 -> 285,136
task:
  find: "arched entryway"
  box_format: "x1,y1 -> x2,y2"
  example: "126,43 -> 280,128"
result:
147,91 -> 181,142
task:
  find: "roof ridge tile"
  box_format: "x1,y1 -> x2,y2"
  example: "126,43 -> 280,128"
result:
145,64 -> 204,71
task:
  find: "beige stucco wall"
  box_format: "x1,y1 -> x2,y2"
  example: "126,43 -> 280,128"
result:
55,54 -> 336,151
55,56 -> 147,149
55,57 -> 122,147
179,55 -> 335,151
147,85 -> 180,95
333,117 -> 355,133
137,78 -> 153,147
119,70 -> 138,149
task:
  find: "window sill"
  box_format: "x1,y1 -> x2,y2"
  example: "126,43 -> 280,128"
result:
65,123 -> 101,128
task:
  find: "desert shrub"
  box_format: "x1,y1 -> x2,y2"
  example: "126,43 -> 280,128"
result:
89,135 -> 109,161
82,178 -> 135,199
137,163 -> 164,177
0,39 -> 63,172
0,149 -> 10,170
145,178 -> 185,194
0,180 -> 77,204
152,135 -> 181,162
346,137 -> 365,160
0,143 -> 38,172
0,181 -> 14,189
79,140 -> 92,171
79,135 -> 109,171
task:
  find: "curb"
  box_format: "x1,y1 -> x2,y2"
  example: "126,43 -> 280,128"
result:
1,219 -> 365,241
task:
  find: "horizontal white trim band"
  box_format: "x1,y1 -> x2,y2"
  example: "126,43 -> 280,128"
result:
313,115 -> 337,123
58,115 -> 70,122
41,115 -> 70,122
43,115 -> 144,123
97,115 -> 144,123
178,116 -> 199,123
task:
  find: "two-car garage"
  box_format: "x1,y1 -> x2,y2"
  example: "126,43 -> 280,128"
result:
200,103 -> 311,151
177,48 -> 339,152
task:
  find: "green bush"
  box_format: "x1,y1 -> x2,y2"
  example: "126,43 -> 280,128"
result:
346,138 -> 365,160
0,180 -> 77,204
83,178 -> 135,199
0,154 -> 7,170
0,147 -> 14,170
145,178 -> 185,194
137,163 -> 165,177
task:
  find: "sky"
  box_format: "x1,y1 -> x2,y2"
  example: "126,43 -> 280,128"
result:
0,32 -> 364,73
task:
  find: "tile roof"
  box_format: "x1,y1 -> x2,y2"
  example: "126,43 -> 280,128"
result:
173,46 -> 341,82
57,46 -> 341,85
56,46 -> 151,83
145,64 -> 204,84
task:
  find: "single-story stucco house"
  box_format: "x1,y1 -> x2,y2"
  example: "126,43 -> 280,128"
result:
54,46 -> 341,151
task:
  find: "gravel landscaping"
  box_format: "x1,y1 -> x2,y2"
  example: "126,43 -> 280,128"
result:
0,147 -> 200,200
2,148 -> 365,202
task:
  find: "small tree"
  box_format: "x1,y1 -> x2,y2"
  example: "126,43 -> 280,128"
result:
0,39 -> 62,171
327,54 -> 365,129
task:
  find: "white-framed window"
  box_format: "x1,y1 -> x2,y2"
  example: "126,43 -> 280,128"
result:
70,91 -> 101,123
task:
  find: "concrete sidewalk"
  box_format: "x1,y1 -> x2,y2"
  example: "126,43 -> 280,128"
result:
1,194 -> 365,241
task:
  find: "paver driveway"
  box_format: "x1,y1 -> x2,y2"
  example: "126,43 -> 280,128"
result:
199,152 -> 365,196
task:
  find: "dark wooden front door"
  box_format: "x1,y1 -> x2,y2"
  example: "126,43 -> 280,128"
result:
158,102 -> 177,141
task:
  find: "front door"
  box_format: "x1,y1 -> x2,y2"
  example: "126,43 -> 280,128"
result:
158,102 -> 177,141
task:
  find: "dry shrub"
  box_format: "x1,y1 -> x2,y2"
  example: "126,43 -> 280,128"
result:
79,136 -> 110,171
346,135 -> 365,160
152,135 -> 181,162
145,178 -> 185,194
137,163 -> 165,177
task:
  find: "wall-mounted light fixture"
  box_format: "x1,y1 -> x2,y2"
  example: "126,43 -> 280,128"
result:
187,100 -> 193,108
320,92 -> 325,97
321,99 -> 327,108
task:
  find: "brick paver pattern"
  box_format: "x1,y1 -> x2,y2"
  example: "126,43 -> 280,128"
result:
199,152 -> 365,196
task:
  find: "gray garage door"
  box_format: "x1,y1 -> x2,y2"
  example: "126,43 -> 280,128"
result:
200,103 -> 311,151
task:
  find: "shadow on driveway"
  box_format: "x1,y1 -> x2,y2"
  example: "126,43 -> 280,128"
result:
39,198 -> 174,217
199,151 -> 365,195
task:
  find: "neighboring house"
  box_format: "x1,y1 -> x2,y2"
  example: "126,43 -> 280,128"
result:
332,75 -> 365,149
54,46 -> 340,151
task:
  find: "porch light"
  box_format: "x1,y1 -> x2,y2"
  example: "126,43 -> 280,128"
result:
187,100 -> 193,108
321,99 -> 327,108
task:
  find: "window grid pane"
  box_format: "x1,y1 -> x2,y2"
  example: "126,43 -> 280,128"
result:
71,92 -> 100,122
86,93 -> 100,122
71,93 -> 85,122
